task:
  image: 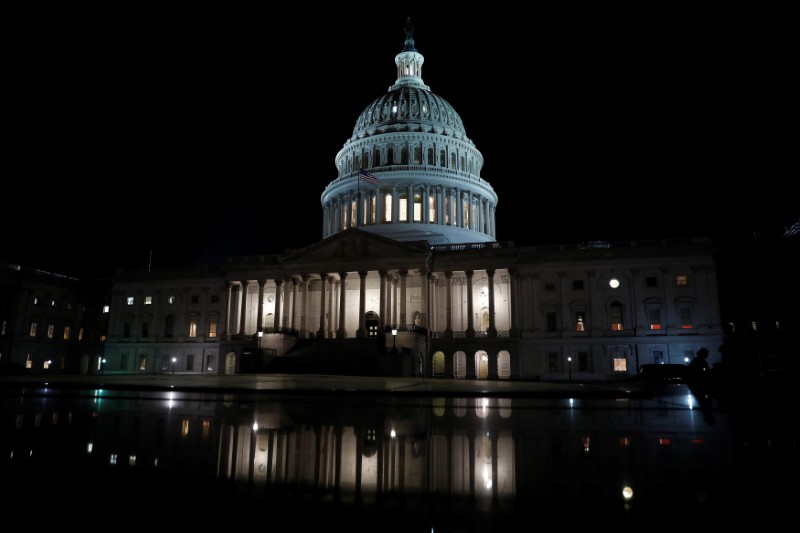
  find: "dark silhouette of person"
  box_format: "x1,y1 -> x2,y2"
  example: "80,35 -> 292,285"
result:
687,347 -> 710,379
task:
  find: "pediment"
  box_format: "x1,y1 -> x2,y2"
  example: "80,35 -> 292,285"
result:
281,228 -> 429,266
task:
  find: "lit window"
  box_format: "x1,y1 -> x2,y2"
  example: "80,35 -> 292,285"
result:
208,319 -> 217,338
613,357 -> 627,372
384,193 -> 393,222
29,322 -> 38,337
100,335 -> 107,342
609,302 -> 624,330
139,356 -> 147,371
63,326 -> 71,340
413,193 -> 422,222
78,328 -> 84,341
25,354 -> 33,369
575,312 -> 585,332
676,275 -> 688,286
102,305 -> 109,313
189,320 -> 197,338
181,419 -> 190,438
33,297 -> 39,305
399,194 -> 408,222
680,308 -> 693,329
145,296 -> 153,305
728,322 -> 735,333
129,455 -> 136,466
202,419 -> 211,439
658,438 -> 671,445
47,324 -> 55,339
751,321 -> 758,331
110,454 -> 117,465
1,320 -> 6,335
648,308 -> 661,330
127,297 -> 134,305
51,300 -> 56,307
775,320 -> 780,330
168,296 -> 175,304
619,437 -> 631,447
43,359 -> 51,369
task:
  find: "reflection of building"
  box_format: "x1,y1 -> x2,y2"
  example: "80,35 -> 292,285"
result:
17,20 -> 725,380
2,388 -> 738,519
0,262 -> 108,372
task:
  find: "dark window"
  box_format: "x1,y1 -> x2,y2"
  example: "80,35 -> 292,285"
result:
544,282 -> 556,292
141,322 -> 149,338
646,276 -> 658,288
123,322 -> 131,338
548,353 -> 559,372
546,312 -> 557,332
578,352 -> 589,372
191,295 -> 199,304
211,295 -> 219,304
573,280 -> 584,290
165,315 -> 175,338
186,354 -> 194,371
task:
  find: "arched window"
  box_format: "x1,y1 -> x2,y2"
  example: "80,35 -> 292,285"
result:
387,147 -> 395,165
450,153 -> 457,168
399,192 -> 409,222
401,146 -> 409,164
427,147 -> 434,165
373,148 -> 381,166
383,193 -> 393,222
428,193 -> 437,223
413,193 -> 422,222
414,146 -> 422,164
462,196 -> 470,228
439,149 -> 446,167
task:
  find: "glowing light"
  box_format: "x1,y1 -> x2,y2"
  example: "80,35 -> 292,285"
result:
609,278 -> 620,288
253,422 -> 259,432
622,486 -> 634,500
87,443 -> 93,453
483,465 -> 492,489
390,429 -> 396,438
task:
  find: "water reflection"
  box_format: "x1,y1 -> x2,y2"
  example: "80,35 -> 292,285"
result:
1,386 -> 794,529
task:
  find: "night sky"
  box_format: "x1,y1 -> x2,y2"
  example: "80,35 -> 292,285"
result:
4,8 -> 795,279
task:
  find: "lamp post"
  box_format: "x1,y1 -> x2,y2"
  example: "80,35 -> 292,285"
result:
171,357 -> 176,375
101,358 -> 107,376
257,330 -> 263,350
567,356 -> 572,382
391,328 -> 398,353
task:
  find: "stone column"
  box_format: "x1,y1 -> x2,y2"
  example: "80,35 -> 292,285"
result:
444,271 -> 453,339
273,278 -> 283,332
300,274 -> 310,338
223,281 -> 233,338
378,270 -> 387,330
238,281 -> 249,335
317,273 -> 327,339
357,271 -> 367,338
256,280 -> 266,332
337,272 -> 348,339
399,269 -> 408,330
465,269 -> 475,338
487,269 -> 497,338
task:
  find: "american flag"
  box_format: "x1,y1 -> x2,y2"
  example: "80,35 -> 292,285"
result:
359,168 -> 378,185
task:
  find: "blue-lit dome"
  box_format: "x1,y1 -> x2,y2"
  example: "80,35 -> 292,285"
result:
321,18 -> 497,246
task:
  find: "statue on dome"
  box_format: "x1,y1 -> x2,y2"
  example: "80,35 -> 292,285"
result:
403,17 -> 416,51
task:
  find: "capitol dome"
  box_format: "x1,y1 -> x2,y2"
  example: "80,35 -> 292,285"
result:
320,18 -> 498,246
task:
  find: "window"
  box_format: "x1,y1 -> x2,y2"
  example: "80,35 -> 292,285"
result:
123,322 -> 131,338
29,322 -> 37,337
141,322 -> 149,338
547,353 -> 559,372
578,352 -> 589,372
208,319 -> 218,338
646,276 -> 658,288
751,321 -> 758,331
544,282 -> 556,292
680,307 -> 693,329
186,354 -> 194,371
67,303 -> 73,310
63,326 -> 71,340
127,297 -> 134,306
25,354 -> 33,369
653,350 -> 664,364
145,296 -> 153,305
78,327 -> 84,341
676,275 -> 688,286
202,419 -> 211,440
51,300 -> 56,307
191,295 -> 199,304
102,305 -> 109,313
47,324 -> 55,339
211,294 -> 219,304
648,308 -> 661,330
120,355 -> 128,371
189,320 -> 197,338
575,311 -> 586,332
33,297 -> 39,305
399,193 -> 408,222
613,357 -> 627,372
181,419 -> 190,438
168,296 -> 175,304
546,312 -> 557,333
609,303 -> 624,330
573,280 -> 584,290
43,359 -> 52,369
139,355 -> 147,371
165,316 -> 175,337
1,320 -> 6,336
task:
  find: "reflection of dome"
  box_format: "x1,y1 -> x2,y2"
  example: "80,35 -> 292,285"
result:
321,18 -> 498,246
351,87 -> 468,142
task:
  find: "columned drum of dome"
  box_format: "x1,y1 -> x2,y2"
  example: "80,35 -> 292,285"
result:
321,18 -> 497,246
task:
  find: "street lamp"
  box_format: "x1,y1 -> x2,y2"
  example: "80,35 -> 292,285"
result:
391,328 -> 398,353
257,329 -> 264,350
567,356 -> 572,382
101,358 -> 107,376
171,357 -> 176,375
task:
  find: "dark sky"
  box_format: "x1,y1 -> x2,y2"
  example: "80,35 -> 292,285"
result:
4,8 -> 796,279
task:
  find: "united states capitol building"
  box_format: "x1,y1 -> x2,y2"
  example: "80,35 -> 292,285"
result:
96,21 -> 725,380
